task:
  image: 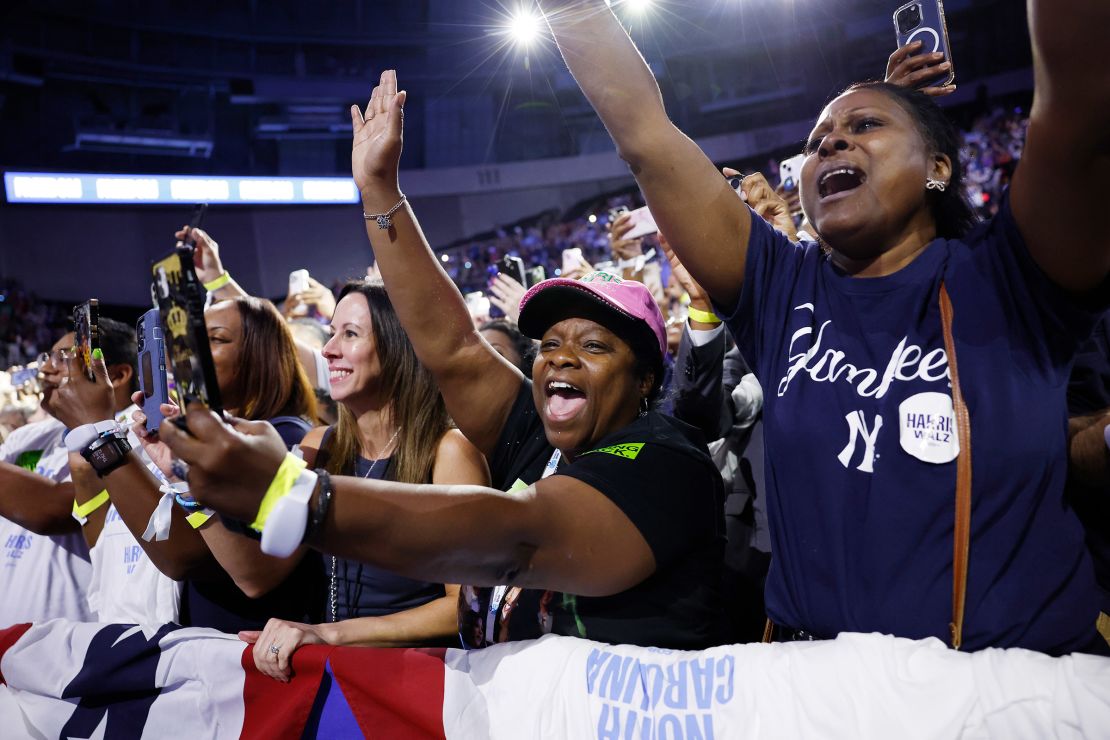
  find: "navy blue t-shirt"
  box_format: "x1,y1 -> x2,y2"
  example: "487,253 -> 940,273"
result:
719,194 -> 1106,654
182,416 -> 325,633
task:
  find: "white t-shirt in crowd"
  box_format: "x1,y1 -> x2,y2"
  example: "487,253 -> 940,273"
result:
87,503 -> 181,624
0,417 -> 94,626
85,405 -> 182,624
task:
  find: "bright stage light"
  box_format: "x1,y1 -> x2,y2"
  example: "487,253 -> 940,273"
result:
507,6 -> 543,47
608,0 -> 653,15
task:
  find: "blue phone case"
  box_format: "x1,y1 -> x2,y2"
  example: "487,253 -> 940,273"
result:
894,0 -> 955,88
137,308 -> 171,434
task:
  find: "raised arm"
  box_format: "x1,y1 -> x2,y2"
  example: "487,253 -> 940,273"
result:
351,71 -> 524,454
1010,0 -> 1110,293
540,1 -> 751,307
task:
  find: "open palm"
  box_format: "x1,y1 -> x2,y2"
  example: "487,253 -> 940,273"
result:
351,69 -> 407,192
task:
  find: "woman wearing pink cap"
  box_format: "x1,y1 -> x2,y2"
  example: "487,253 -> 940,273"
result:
161,70 -> 727,650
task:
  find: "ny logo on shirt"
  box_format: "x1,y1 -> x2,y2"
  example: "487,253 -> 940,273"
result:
838,411 -> 883,473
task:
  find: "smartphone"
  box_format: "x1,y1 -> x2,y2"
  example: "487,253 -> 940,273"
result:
894,0 -> 955,88
779,153 -> 806,192
562,247 -> 585,275
288,269 -> 311,317
136,308 -> 171,434
72,300 -> 100,382
608,206 -> 629,224
526,266 -> 546,287
180,203 -> 208,250
152,247 -> 223,419
289,269 -> 311,296
499,255 -> 527,287
624,205 -> 658,240
464,291 -> 491,320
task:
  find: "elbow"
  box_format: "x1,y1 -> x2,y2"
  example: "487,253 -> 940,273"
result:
237,578 -> 276,600
150,551 -> 212,583
15,504 -> 78,537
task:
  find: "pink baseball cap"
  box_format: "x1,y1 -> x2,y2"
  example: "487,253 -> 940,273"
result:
517,271 -> 667,362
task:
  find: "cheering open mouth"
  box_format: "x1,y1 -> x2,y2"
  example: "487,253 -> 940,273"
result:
817,164 -> 867,199
544,379 -> 587,422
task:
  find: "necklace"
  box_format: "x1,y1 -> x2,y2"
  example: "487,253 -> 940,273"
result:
329,426 -> 402,623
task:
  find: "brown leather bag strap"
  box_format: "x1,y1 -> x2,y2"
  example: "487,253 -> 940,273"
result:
938,281 -> 972,650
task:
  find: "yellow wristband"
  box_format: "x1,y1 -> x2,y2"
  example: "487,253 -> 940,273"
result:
186,510 -> 213,529
203,271 -> 231,292
72,489 -> 110,524
250,453 -> 307,532
687,306 -> 722,325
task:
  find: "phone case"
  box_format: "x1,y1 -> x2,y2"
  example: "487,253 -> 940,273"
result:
779,154 -> 806,191
151,248 -> 223,415
500,256 -> 527,286
894,0 -> 955,88
72,299 -> 100,382
624,205 -> 659,240
288,269 -> 311,295
137,308 -> 171,434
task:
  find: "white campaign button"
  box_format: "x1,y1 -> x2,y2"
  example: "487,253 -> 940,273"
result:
898,391 -> 959,464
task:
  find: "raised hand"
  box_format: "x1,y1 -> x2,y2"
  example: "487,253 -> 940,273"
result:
608,212 -> 644,262
726,168 -> 798,242
129,390 -> 181,479
284,276 -> 337,321
885,41 -> 956,97
351,70 -> 407,195
175,226 -> 225,285
46,352 -> 115,429
157,402 -> 287,521
488,273 -> 527,323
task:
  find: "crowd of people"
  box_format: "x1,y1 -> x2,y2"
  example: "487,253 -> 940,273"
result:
0,0 -> 1107,694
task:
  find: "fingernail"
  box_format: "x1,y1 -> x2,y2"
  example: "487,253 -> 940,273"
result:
91,348 -> 104,360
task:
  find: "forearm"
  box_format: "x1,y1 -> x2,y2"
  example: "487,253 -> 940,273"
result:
1069,412 -> 1110,488
542,1 -> 669,162
98,452 -> 214,580
0,462 -> 79,535
305,476 -> 535,589
200,522 -> 303,598
360,188 -> 490,374
320,588 -> 459,647
542,0 -> 750,306
1030,0 -> 1110,111
68,456 -> 109,545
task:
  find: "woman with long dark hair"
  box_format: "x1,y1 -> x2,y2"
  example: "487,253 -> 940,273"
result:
238,280 -> 489,681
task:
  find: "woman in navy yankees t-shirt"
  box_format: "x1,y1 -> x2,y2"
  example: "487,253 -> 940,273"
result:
537,0 -> 1110,654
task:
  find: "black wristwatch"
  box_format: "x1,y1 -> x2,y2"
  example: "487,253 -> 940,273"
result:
81,430 -> 133,478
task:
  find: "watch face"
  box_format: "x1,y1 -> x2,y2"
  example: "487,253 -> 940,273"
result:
91,446 -> 120,467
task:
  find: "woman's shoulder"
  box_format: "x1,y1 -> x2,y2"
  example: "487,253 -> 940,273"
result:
432,428 -> 490,486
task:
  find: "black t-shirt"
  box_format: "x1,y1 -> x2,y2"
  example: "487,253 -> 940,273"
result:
459,381 -> 727,650
181,416 -> 326,633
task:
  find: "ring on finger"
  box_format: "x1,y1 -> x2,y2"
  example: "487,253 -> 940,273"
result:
269,643 -> 281,657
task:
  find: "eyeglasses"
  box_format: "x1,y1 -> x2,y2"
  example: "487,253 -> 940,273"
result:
37,347 -> 76,367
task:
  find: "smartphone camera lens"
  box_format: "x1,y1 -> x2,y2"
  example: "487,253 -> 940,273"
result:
896,4 -> 922,34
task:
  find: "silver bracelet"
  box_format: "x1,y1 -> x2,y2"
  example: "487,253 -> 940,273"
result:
363,194 -> 407,230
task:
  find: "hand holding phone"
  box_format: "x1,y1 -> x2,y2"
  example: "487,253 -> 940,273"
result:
137,308 -> 171,434
778,153 -> 806,192
498,256 -> 527,287
72,300 -> 100,383
152,247 -> 223,423
891,1 -> 955,92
